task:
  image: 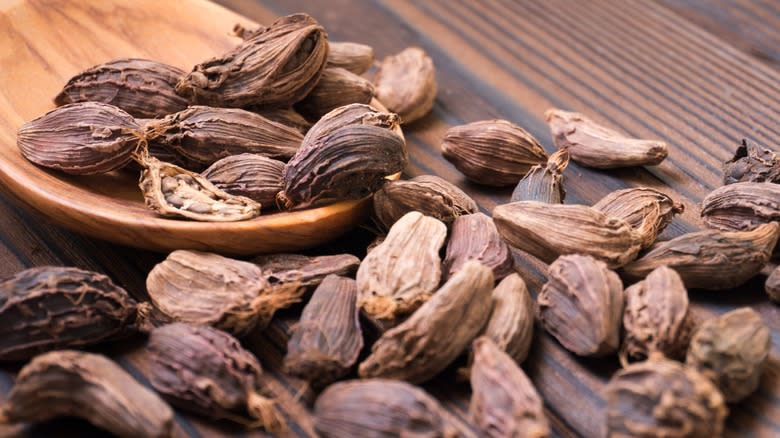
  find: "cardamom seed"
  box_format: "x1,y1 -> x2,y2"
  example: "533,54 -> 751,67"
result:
723,139 -> 780,184
296,67 -> 375,121
701,182 -> 780,231
327,42 -> 375,74
767,265 -> 780,302
374,47 -> 436,124
510,147 -> 570,203
443,212 -> 514,281
480,274 -> 534,364
201,153 -> 284,206
251,253 -> 360,290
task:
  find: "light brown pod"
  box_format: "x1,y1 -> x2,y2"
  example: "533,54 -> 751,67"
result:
545,109 -> 668,169
327,42 -> 375,74
201,153 -> 284,206
605,356 -> 727,438
356,211 -> 447,325
251,253 -> 360,290
593,187 -> 684,249
481,274 -> 534,364
296,67 -> 375,120
443,212 -> 515,281
767,265 -> 780,302
470,337 -> 550,438
0,350 -> 173,438
510,147 -> 570,203
54,58 -> 189,118
538,254 -> 623,357
373,174 -> 478,230
701,182 -> 780,231
358,261 -> 494,383
493,201 -> 642,269
621,266 -> 695,365
723,139 -> 780,184
146,250 -> 304,336
374,47 -> 437,124
622,222 -> 780,289
442,120 -> 549,186
686,308 -> 770,403
176,13 -> 329,107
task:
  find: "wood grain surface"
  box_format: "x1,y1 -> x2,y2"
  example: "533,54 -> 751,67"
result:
0,0 -> 779,437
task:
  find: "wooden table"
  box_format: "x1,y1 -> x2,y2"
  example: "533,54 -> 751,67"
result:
1,0 -> 779,436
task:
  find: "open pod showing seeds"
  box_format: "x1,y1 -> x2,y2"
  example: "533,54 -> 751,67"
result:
723,139 -> 780,184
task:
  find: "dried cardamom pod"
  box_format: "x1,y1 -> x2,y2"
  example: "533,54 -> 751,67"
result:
442,120 -> 549,186
251,253 -> 360,289
767,265 -> 780,302
296,67 -> 375,121
201,154 -> 284,206
356,211 -> 447,325
303,103 -> 401,143
701,182 -> 780,231
538,254 -> 623,356
374,47 -> 437,124
373,174 -> 478,230
0,350 -> 173,438
176,13 -> 329,107
147,323 -> 284,431
593,187 -> 684,249
621,266 -> 695,365
359,261 -> 494,383
314,379 -> 458,438
493,201 -> 642,268
17,102 -> 140,174
0,266 -> 149,361
686,308 -> 770,403
144,106 -> 302,170
146,250 -> 303,335
443,212 -> 514,281
470,337 -> 550,438
480,274 -> 534,364
546,109 -> 668,168
327,42 -> 375,74
137,155 -> 261,222
249,106 -> 312,134
510,147 -> 570,203
622,222 -> 780,289
279,123 -> 407,209
605,356 -> 727,438
284,275 -> 363,387
54,58 -> 189,118
723,139 -> 780,184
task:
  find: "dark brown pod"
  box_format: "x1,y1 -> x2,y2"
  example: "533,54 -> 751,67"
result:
249,107 -> 312,135
480,274 -> 534,365
510,147 -> 570,203
147,323 -> 284,431
701,182 -> 780,231
723,139 -> 780,184
302,103 -> 401,144
0,266 -> 148,361
296,67 -> 376,121
443,212 -> 514,281
176,13 -> 329,107
17,102 -> 140,175
201,154 -> 284,206
251,253 -> 360,290
54,58 -> 189,118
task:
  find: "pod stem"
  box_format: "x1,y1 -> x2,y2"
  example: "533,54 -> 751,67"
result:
246,391 -> 286,434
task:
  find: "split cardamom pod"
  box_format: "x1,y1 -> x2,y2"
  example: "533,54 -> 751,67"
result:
296,67 -> 375,121
176,13 -> 329,107
723,139 -> 780,184
0,350 -> 174,438
374,47 -> 437,124
327,41 -> 375,74
359,261 -> 494,383
546,109 -> 668,168
147,323 -> 284,431
621,266 -> 695,365
538,254 -> 623,357
252,253 -> 360,290
686,308 -> 770,403
54,58 -> 189,118
622,222 -> 780,289
356,211 -> 447,325
510,147 -> 570,203
17,102 -> 140,174
480,274 -> 534,364
249,107 -> 312,135
470,337 -> 550,438
605,355 -> 727,438
284,275 -> 363,387
767,265 -> 780,302
201,153 -> 284,207
442,120 -> 549,186
373,174 -> 478,230
442,212 -> 514,281
701,182 -> 780,231
493,201 -> 642,268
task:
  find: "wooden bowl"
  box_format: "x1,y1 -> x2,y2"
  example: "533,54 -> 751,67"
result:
0,0 -> 381,255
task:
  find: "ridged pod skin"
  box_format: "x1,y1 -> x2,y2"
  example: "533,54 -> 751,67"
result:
147,323 -> 283,431
0,266 -> 148,361
686,308 -> 770,403
373,175 -> 478,231
442,120 -> 548,186
470,337 -> 550,438
314,379 -> 458,438
249,107 -> 312,135
605,356 -> 727,438
302,103 -> 401,143
54,58 -> 189,118
359,261 -> 494,383
201,153 -> 284,206
480,274 -> 534,364
767,265 -> 780,302
493,201 -> 642,269
284,275 -> 363,387
723,139 -> 780,184
176,13 -> 329,107
443,212 -> 514,282
374,47 -> 437,124
538,255 -> 624,357
356,212 -> 447,325
251,253 -> 360,290
327,42 -> 375,74
296,67 -> 375,121
0,350 -> 173,438
701,182 -> 780,231
545,109 -> 668,169
622,222 -> 780,289
17,102 -> 140,175
511,147 -> 570,203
